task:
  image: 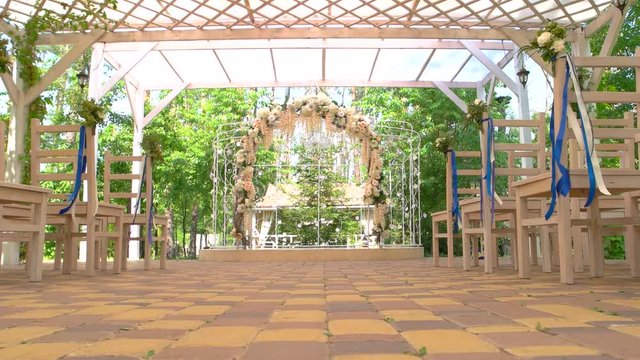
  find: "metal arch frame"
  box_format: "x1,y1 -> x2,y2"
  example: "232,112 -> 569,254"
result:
210,116 -> 421,248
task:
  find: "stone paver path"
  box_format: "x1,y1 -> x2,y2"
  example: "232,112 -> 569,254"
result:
1,259 -> 640,359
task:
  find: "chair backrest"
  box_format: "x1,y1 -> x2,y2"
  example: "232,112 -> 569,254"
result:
491,112 -> 548,196
1,121 -> 5,182
30,118 -> 98,208
568,112 -> 638,171
104,151 -> 151,215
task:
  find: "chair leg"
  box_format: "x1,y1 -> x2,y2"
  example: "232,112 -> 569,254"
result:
516,194 -> 530,279
121,225 -> 129,271
624,193 -> 640,277
573,226 -> 584,272
114,215 -> 122,274
462,212 -> 470,271
62,218 -> 74,274
432,218 -> 439,267
86,222 -> 95,276
144,226 -> 151,271
160,224 -> 167,270
540,227 -> 552,273
472,237 -> 479,266
588,198 -> 603,278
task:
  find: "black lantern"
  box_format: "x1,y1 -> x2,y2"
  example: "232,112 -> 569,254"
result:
612,0 -> 628,12
517,67 -> 530,87
76,68 -> 89,89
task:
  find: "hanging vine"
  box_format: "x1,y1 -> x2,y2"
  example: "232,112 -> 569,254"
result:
0,0 -> 117,183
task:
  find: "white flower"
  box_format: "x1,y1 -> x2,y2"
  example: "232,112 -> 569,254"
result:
537,31 -> 552,46
473,99 -> 482,105
551,39 -> 565,53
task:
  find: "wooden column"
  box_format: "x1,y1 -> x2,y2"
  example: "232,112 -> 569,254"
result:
481,111 -> 494,274
553,55 -> 574,285
445,150 -> 454,267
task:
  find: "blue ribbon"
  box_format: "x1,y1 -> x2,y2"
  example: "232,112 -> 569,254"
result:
545,62 -> 572,219
147,183 -> 154,244
481,117 -> 496,222
449,150 -> 461,232
59,126 -> 87,215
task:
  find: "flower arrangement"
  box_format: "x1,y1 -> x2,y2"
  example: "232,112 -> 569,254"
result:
519,21 -> 567,63
465,99 -> 488,130
434,135 -> 453,154
76,98 -> 106,129
141,133 -> 163,161
231,94 -> 388,247
0,39 -> 11,74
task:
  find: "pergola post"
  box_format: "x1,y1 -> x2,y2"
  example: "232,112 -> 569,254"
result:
1,61 -> 26,266
128,84 -> 146,261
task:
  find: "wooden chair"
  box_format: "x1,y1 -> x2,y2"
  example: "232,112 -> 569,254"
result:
0,121 -> 51,281
431,149 -> 481,267
104,151 -> 168,270
31,119 -> 124,275
513,51 -> 640,284
459,113 -> 549,273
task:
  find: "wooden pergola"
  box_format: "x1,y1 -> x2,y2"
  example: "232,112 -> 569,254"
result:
0,0 -> 632,264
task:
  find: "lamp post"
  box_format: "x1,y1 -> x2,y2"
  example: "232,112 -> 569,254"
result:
517,67 -> 530,87
612,0 -> 628,13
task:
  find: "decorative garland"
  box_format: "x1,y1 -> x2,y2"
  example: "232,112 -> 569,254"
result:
230,94 -> 389,248
434,134 -> 453,154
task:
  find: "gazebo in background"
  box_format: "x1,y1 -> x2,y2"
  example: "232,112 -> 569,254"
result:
0,0 -> 633,266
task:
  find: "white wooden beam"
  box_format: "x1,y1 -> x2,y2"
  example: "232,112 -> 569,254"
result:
24,30 -> 105,104
481,50 -> 515,85
434,81 -> 467,113
88,42 -> 105,100
37,27 -> 534,45
589,11 -> 624,90
95,42 -> 156,100
103,52 -> 141,90
462,40 -> 519,94
0,72 -> 20,104
585,6 -> 615,37
486,75 -> 497,106
141,82 -> 189,128
501,28 -> 553,75
99,38 -> 516,52
140,80 -> 479,90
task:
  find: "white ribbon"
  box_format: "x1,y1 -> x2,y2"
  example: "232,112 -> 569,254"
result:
565,54 -> 611,196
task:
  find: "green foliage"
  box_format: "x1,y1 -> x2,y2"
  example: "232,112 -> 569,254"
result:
76,98 -> 106,129
0,38 -> 11,73
141,132 -> 164,161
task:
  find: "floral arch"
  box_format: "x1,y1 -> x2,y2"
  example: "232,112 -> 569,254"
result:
230,94 -> 388,248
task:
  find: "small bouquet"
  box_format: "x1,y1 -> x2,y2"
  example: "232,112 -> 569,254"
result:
142,133 -> 164,161
519,21 -> 567,63
465,99 -> 488,130
76,98 -> 106,129
434,135 -> 453,154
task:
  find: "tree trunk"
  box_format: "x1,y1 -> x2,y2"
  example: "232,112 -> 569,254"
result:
188,204 -> 198,257
181,200 -> 187,258
167,206 -> 177,258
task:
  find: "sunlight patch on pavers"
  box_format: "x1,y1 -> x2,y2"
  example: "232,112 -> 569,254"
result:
104,308 -> 173,321
505,345 -> 600,357
137,320 -> 203,330
284,297 -> 326,305
175,305 -> 230,316
1,308 -> 73,319
515,317 -> 593,329
380,309 -> 440,321
327,294 -> 366,302
0,326 -> 63,347
0,342 -> 82,360
466,325 -> 532,333
333,355 -> 422,360
72,338 -> 170,357
172,326 -> 259,347
328,319 -> 397,335
401,329 -> 499,353
73,304 -> 140,315
271,310 -> 326,322
254,328 -> 328,342
610,325 -> 640,337
528,304 -> 632,322
413,298 -> 460,306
